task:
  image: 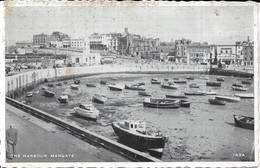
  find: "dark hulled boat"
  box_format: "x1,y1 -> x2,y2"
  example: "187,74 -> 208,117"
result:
112,120 -> 167,158
108,84 -> 124,91
206,82 -> 221,87
161,83 -> 178,89
42,90 -> 55,97
189,83 -> 199,88
48,83 -> 54,87
92,94 -> 107,104
233,114 -> 254,130
56,83 -> 62,86
186,77 -> 194,80
143,98 -> 180,108
74,79 -> 80,84
86,83 -> 97,87
180,100 -> 190,107
184,92 -> 205,96
138,91 -> 151,96
100,79 -> 107,85
151,78 -> 161,84
208,98 -> 226,105
174,80 -> 187,84
166,94 -> 187,99
232,83 -> 243,87
125,84 -> 145,91
216,77 -> 225,82
241,80 -> 252,84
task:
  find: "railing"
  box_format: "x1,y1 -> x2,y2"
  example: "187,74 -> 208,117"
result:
6,97 -> 161,162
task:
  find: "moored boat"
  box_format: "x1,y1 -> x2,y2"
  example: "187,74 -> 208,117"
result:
92,94 -> 107,104
74,79 -> 80,84
100,79 -> 107,85
86,83 -> 97,87
56,83 -> 62,86
112,77 -> 118,80
48,83 -> 54,87
125,84 -> 145,91
42,90 -> 55,97
112,120 -> 167,158
200,76 -> 209,80
151,78 -> 161,84
70,84 -> 79,90
143,98 -> 180,108
231,86 -> 248,91
138,82 -> 145,86
197,90 -> 216,95
165,94 -> 187,99
180,100 -> 190,107
186,77 -> 194,80
189,83 -> 199,88
58,94 -> 68,103
206,82 -> 221,87
232,83 -> 243,87
241,80 -> 252,84
164,78 -> 169,81
174,80 -> 187,84
216,77 -> 225,82
234,93 -> 254,99
173,77 -> 179,80
26,92 -> 33,97
215,95 -> 240,102
42,86 -> 48,90
74,104 -> 99,121
161,83 -> 178,89
233,114 -> 254,130
138,91 -> 151,96
108,84 -> 124,91
208,98 -> 226,105
184,91 -> 206,96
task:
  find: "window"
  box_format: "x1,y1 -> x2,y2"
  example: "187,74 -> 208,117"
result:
131,124 -> 133,128
86,58 -> 88,62
76,57 -> 80,63
135,125 -> 137,128
226,50 -> 228,53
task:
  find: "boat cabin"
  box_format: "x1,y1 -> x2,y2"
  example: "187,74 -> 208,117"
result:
124,120 -> 146,133
79,104 -> 94,110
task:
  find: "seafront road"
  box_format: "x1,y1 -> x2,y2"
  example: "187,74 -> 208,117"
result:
5,103 -> 128,162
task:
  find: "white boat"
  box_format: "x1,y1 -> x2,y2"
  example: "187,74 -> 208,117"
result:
234,93 -> 254,99
215,95 -> 240,102
200,76 -> 209,80
108,84 -> 124,91
231,86 -> 248,91
58,95 -> 69,103
197,90 -> 216,95
70,84 -> 79,90
74,104 -> 99,121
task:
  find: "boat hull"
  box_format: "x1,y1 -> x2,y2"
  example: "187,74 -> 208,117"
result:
138,91 -> 151,96
166,95 -> 187,99
161,85 -> 177,89
233,115 -> 254,130
58,98 -> 68,103
74,108 -> 98,121
125,85 -> 145,91
215,96 -> 240,102
208,99 -> 225,105
112,122 -> 165,158
43,90 -> 55,97
108,86 -> 123,91
234,93 -> 254,99
184,92 -> 205,96
92,96 -> 106,104
206,82 -> 221,87
143,99 -> 180,109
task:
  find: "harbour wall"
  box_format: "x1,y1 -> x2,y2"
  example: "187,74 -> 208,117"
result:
209,68 -> 254,78
5,63 -> 209,99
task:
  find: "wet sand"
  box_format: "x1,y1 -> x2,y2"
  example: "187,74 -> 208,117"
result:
19,73 -> 255,161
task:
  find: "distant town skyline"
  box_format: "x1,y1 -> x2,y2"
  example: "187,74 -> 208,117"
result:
5,5 -> 254,46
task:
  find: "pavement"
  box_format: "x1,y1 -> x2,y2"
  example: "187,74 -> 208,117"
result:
5,103 -> 128,163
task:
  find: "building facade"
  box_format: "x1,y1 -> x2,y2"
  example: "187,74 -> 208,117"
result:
70,38 -> 84,49
174,38 -> 191,63
89,33 -> 112,51
236,37 -> 254,66
33,33 -> 52,47
216,45 -> 236,65
186,42 -> 211,64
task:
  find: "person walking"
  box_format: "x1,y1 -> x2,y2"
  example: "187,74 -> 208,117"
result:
6,124 -> 18,159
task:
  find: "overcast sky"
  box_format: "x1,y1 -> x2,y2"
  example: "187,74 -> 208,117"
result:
5,6 -> 254,46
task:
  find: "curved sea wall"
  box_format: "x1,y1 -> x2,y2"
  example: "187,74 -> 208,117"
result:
5,63 -> 209,98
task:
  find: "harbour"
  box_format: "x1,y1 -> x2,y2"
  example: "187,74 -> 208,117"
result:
15,72 -> 254,161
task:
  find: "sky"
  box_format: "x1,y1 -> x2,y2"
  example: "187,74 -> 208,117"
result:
5,5 -> 254,46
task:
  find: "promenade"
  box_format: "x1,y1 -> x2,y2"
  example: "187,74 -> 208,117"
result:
5,103 -> 128,162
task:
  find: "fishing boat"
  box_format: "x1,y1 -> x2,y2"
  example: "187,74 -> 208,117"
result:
48,83 -> 54,87
92,94 -> 107,104
42,86 -> 48,90
241,80 -> 252,84
58,94 -> 68,103
231,86 -> 248,91
70,84 -> 79,90
125,84 -> 145,91
161,83 -> 178,89
206,82 -> 221,87
143,98 -> 181,108
138,91 -> 151,96
174,80 -> 187,84
100,79 -> 107,85
186,77 -> 194,80
42,90 -> 55,97
74,104 -> 99,121
112,77 -> 118,80
233,114 -> 254,130
165,94 -> 187,99
151,78 -> 161,84
232,83 -> 243,87
200,76 -> 209,80
164,78 -> 169,81
234,93 -> 254,99
184,91 -> 206,96
138,82 -> 145,86
74,79 -> 80,84
189,83 -> 199,88
216,77 -> 225,82
86,83 -> 97,87
173,77 -> 179,80
208,98 -> 226,105
108,84 -> 124,91
26,92 -> 33,97
112,120 -> 167,158
56,83 -> 62,86
64,81 -> 68,84
197,90 -> 216,95
180,100 -> 190,107
215,95 -> 240,102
